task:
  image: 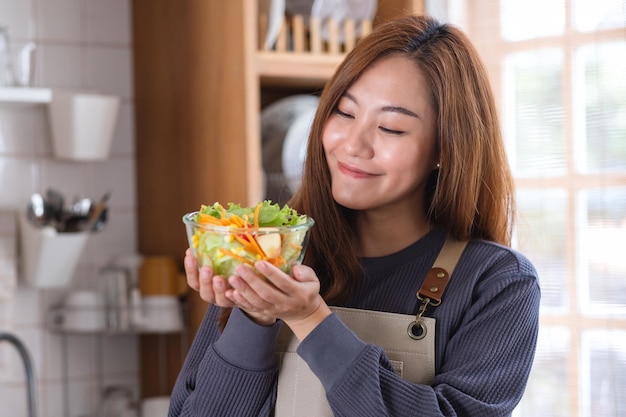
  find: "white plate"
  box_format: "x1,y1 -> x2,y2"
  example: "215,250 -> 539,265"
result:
264,0 -> 286,50
282,104 -> 317,193
261,95 -> 319,201
311,0 -> 377,41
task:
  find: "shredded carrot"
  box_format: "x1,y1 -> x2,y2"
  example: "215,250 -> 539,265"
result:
234,234 -> 257,253
268,255 -> 286,267
198,213 -> 222,225
219,248 -> 254,266
253,202 -> 262,228
229,214 -> 246,228
245,233 -> 267,258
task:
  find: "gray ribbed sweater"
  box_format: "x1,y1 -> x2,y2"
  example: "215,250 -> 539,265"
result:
168,228 -> 540,416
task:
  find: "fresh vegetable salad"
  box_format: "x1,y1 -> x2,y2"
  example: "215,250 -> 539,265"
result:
182,201 -> 314,278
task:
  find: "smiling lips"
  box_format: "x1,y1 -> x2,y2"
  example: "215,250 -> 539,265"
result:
338,162 -> 378,179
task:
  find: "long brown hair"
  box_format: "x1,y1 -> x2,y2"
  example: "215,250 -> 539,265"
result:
289,14 -> 515,305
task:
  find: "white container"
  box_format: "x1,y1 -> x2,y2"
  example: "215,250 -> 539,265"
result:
18,212 -> 89,288
52,290 -> 107,332
137,295 -> 183,333
141,396 -> 170,416
47,90 -> 120,161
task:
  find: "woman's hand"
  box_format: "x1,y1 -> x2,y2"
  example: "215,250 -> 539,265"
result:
225,261 -> 332,340
184,248 -> 234,307
183,248 -> 276,325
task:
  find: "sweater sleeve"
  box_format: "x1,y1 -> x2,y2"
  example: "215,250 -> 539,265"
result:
298,252 -> 541,417
168,305 -> 282,417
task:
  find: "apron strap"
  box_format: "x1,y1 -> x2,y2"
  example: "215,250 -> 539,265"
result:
418,237 -> 468,305
408,237 -> 468,339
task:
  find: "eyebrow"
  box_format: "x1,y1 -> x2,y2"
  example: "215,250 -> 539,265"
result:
343,92 -> 419,119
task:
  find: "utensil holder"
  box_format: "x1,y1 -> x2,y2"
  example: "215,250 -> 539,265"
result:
47,90 -> 120,161
17,212 -> 89,288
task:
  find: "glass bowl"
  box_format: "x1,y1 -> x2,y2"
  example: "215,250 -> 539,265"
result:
183,211 -> 314,278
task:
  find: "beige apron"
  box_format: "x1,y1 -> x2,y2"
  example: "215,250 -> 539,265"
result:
274,238 -> 467,417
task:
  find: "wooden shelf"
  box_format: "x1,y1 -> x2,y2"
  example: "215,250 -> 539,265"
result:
256,51 -> 342,87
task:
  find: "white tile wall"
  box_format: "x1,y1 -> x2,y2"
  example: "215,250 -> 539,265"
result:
0,0 -> 140,416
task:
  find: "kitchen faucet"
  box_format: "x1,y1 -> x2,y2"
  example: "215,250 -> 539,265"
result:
0,332 -> 37,417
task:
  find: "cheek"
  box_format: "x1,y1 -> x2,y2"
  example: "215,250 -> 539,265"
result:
377,142 -> 437,177
377,143 -> 419,167
321,122 -> 341,156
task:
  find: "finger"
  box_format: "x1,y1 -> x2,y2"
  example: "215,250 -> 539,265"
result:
225,285 -> 258,312
212,276 -> 235,308
196,266 -> 215,302
228,270 -> 277,309
184,249 -> 200,291
291,265 -> 318,282
254,262 -> 321,313
252,261 -> 296,294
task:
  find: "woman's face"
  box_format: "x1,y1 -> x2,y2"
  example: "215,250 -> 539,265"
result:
323,54 -> 438,214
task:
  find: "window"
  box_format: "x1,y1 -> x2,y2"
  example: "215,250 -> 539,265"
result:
464,1 -> 626,415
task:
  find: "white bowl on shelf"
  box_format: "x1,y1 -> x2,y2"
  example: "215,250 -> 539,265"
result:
137,295 -> 183,333
48,90 -> 120,161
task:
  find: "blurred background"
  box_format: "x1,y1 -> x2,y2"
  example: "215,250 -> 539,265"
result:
0,0 -> 624,416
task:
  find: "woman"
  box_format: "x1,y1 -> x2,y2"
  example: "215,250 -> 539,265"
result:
169,14 -> 540,417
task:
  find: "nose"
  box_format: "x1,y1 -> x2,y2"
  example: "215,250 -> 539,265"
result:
342,119 -> 374,159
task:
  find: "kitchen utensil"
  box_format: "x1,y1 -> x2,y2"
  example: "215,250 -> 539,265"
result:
69,197 -> 92,217
84,192 -> 110,232
58,197 -> 93,232
45,188 -> 65,224
26,193 -> 51,227
90,207 -> 108,232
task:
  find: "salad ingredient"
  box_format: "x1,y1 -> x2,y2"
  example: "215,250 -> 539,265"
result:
184,201 -> 313,277
256,233 -> 282,259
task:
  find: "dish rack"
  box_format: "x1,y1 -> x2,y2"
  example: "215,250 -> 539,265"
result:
258,13 -> 373,56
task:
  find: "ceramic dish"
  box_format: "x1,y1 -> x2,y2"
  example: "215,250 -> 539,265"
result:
261,94 -> 319,203
311,0 -> 377,41
282,104 -> 316,193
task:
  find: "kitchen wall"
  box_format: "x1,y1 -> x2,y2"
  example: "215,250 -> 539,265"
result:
0,0 -> 139,416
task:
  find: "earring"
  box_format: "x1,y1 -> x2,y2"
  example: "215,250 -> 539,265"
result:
436,163 -> 440,169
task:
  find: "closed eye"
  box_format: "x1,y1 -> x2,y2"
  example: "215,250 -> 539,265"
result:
379,126 -> 405,135
334,107 -> 354,119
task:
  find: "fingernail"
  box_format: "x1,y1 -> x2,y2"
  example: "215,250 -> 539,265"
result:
234,264 -> 249,276
255,260 -> 269,272
228,276 -> 241,288
213,277 -> 225,289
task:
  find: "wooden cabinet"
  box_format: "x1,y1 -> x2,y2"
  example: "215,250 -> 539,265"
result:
131,0 -> 423,398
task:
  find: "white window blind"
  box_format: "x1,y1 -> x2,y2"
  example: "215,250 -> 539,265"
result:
460,0 -> 626,415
